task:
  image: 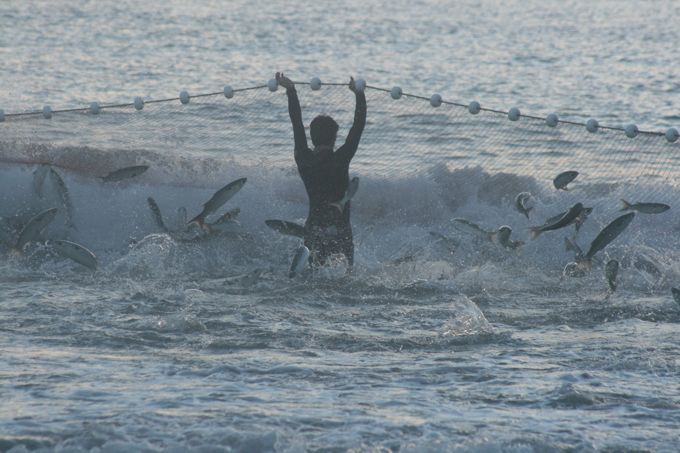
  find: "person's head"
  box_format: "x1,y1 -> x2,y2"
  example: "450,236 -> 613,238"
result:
310,115 -> 339,149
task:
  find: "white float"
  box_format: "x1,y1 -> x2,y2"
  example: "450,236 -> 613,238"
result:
430,94 -> 442,108
666,128 -> 679,143
468,101 -> 481,115
180,91 -> 190,104
43,106 -> 52,119
310,77 -> 321,90
625,124 -> 638,138
508,107 -> 520,122
268,79 -> 278,92
134,97 -> 145,110
546,113 -> 558,127
586,119 -> 599,133
90,102 -> 100,115
354,78 -> 366,92
390,86 -> 402,100
223,85 -> 234,99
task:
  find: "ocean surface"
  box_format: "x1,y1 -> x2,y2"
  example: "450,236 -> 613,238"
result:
1,0 -> 680,452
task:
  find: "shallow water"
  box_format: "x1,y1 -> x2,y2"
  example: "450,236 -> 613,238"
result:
2,1 -> 680,452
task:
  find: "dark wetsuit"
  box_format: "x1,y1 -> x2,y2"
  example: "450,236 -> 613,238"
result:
285,86 -> 366,266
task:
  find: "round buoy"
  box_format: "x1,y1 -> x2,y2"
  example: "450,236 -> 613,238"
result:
586,119 -> 598,133
310,77 -> 321,90
0,109 -> 4,122
508,107 -> 520,122
430,94 -> 442,108
180,91 -> 190,104
354,78 -> 366,92
625,124 -> 638,138
268,78 -> 278,92
134,97 -> 145,110
666,128 -> 679,143
468,101 -> 481,115
546,113 -> 558,127
43,106 -> 52,119
224,85 -> 234,99
390,86 -> 402,100
90,102 -> 100,115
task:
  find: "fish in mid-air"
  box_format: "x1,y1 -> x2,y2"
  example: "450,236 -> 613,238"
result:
49,168 -> 76,230
329,177 -> 359,213
189,178 -> 247,232
620,200 -> 670,214
497,226 -> 524,253
33,165 -> 50,198
10,208 -> 59,255
527,203 -> 583,241
553,171 -> 578,190
514,192 -> 533,220
579,212 -> 635,272
289,245 -> 310,278
451,218 -> 497,243
52,240 -> 98,272
604,259 -> 619,292
101,165 -> 149,183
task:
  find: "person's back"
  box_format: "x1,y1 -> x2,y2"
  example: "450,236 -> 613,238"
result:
276,73 -> 366,266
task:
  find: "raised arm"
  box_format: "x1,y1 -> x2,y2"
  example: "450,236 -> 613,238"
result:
276,72 -> 309,160
336,77 -> 367,162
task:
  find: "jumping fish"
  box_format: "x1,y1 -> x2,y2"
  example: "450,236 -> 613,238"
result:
52,240 -> 98,272
265,220 -> 308,239
620,200 -> 670,214
514,192 -> 533,220
579,212 -> 635,272
329,177 -> 360,213
553,171 -> 578,190
527,203 -> 583,241
101,165 -> 149,183
10,208 -> 59,255
147,197 -> 169,232
428,231 -> 460,252
289,245 -> 310,278
451,218 -> 497,243
49,168 -> 76,230
497,226 -> 524,253
33,165 -> 49,198
189,178 -> 247,232
604,259 -> 619,292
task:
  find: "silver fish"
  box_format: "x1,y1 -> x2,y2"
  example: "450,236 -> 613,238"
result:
49,168 -> 76,229
189,178 -> 247,232
10,208 -> 59,254
428,231 -> 460,252
265,220 -> 308,239
101,165 -> 149,183
672,287 -> 680,306
604,259 -> 619,292
33,165 -> 49,199
527,203 -> 583,241
289,245 -> 310,278
620,199 -> 670,214
580,212 -> 635,272
498,226 -> 524,253
451,218 -> 497,243
147,197 -> 169,232
329,176 -> 359,213
553,171 -> 578,190
206,219 -> 243,235
215,208 -> 241,223
52,240 -> 98,272
514,192 -> 533,220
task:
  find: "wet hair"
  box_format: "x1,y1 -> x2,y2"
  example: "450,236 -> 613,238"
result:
310,115 -> 339,148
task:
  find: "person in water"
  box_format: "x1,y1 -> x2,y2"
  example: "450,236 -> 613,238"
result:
276,72 -> 366,267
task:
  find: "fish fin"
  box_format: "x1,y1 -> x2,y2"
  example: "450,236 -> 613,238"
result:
329,202 -> 343,213
620,199 -> 630,211
526,227 -> 541,241
489,232 -> 498,243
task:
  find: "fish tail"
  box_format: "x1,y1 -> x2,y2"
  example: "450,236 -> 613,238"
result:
526,227 -> 541,241
488,232 -> 498,243
329,202 -> 344,213
620,199 -> 630,211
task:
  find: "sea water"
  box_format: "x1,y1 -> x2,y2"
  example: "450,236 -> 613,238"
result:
1,0 -> 680,452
